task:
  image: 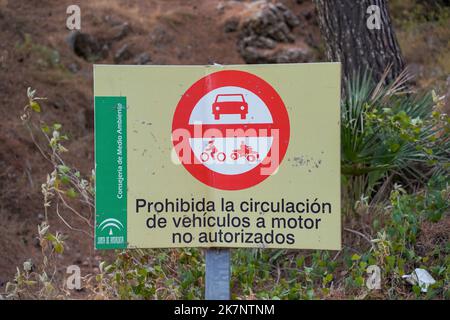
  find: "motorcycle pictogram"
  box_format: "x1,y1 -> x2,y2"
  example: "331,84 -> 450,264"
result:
200,140 -> 226,162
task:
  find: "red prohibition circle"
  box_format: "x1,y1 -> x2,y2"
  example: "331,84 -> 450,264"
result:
172,70 -> 290,190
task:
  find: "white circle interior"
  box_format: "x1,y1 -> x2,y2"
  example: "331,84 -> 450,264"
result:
189,86 -> 274,175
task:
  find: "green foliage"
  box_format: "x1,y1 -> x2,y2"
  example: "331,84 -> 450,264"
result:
341,71 -> 449,212
3,222 -> 66,299
93,248 -> 204,299
21,93 -> 95,232
16,34 -> 65,71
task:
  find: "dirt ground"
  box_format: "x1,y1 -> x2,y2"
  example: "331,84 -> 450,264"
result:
0,0 -> 448,296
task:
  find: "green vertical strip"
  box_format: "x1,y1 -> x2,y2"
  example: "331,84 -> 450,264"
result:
95,96 -> 127,249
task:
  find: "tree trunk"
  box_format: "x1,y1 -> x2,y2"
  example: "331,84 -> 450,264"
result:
314,0 -> 405,87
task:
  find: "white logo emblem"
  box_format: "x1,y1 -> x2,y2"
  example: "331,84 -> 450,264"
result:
99,218 -> 124,236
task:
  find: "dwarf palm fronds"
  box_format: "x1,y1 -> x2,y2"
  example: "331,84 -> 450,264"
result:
341,69 -> 450,213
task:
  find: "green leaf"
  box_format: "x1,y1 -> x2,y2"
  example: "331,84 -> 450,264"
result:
389,143 -> 400,152
104,264 -> 115,273
30,101 -> 41,112
296,256 -> 305,268
412,285 -> 421,296
54,242 -> 64,254
386,256 -> 396,269
45,233 -> 57,242
60,175 -> 70,184
41,124 -> 50,133
57,165 -> 70,174
45,233 -> 64,254
66,188 -> 78,199
324,273 -> 333,284
355,276 -> 365,286
351,254 -> 361,261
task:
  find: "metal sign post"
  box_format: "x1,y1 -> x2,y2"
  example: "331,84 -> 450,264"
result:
205,249 -> 230,300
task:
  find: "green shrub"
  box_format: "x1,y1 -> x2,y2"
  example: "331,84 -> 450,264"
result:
341,71 -> 449,213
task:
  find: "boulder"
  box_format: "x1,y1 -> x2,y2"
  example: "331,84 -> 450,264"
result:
272,47 -> 311,63
224,17 -> 240,33
114,44 -> 132,63
134,52 -> 151,65
239,2 -> 299,43
66,31 -> 107,61
111,22 -> 131,41
237,1 -> 310,64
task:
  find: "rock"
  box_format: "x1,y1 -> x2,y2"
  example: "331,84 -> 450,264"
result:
51,95 -> 67,110
239,2 -> 298,43
103,15 -> 123,27
111,22 -> 131,41
33,237 -> 41,248
240,35 -> 277,49
217,2 -> 226,14
114,44 -> 132,63
303,11 -> 313,21
304,32 -> 317,48
150,25 -> 174,47
224,17 -> 240,33
240,46 -> 311,64
272,47 -> 311,63
277,3 -> 300,29
67,62 -> 80,73
237,1 -> 310,64
238,46 -> 269,64
134,52 -> 151,65
66,31 -> 106,61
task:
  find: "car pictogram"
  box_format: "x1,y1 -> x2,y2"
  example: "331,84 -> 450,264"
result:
212,94 -> 248,120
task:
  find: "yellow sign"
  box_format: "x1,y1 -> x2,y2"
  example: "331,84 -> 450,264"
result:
94,63 -> 341,250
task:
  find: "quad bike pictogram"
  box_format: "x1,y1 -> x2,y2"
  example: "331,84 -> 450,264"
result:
230,143 -> 259,162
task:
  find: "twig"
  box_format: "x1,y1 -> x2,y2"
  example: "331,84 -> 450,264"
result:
332,250 -> 342,262
344,227 -> 375,249
55,202 -> 93,237
57,192 -> 93,229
